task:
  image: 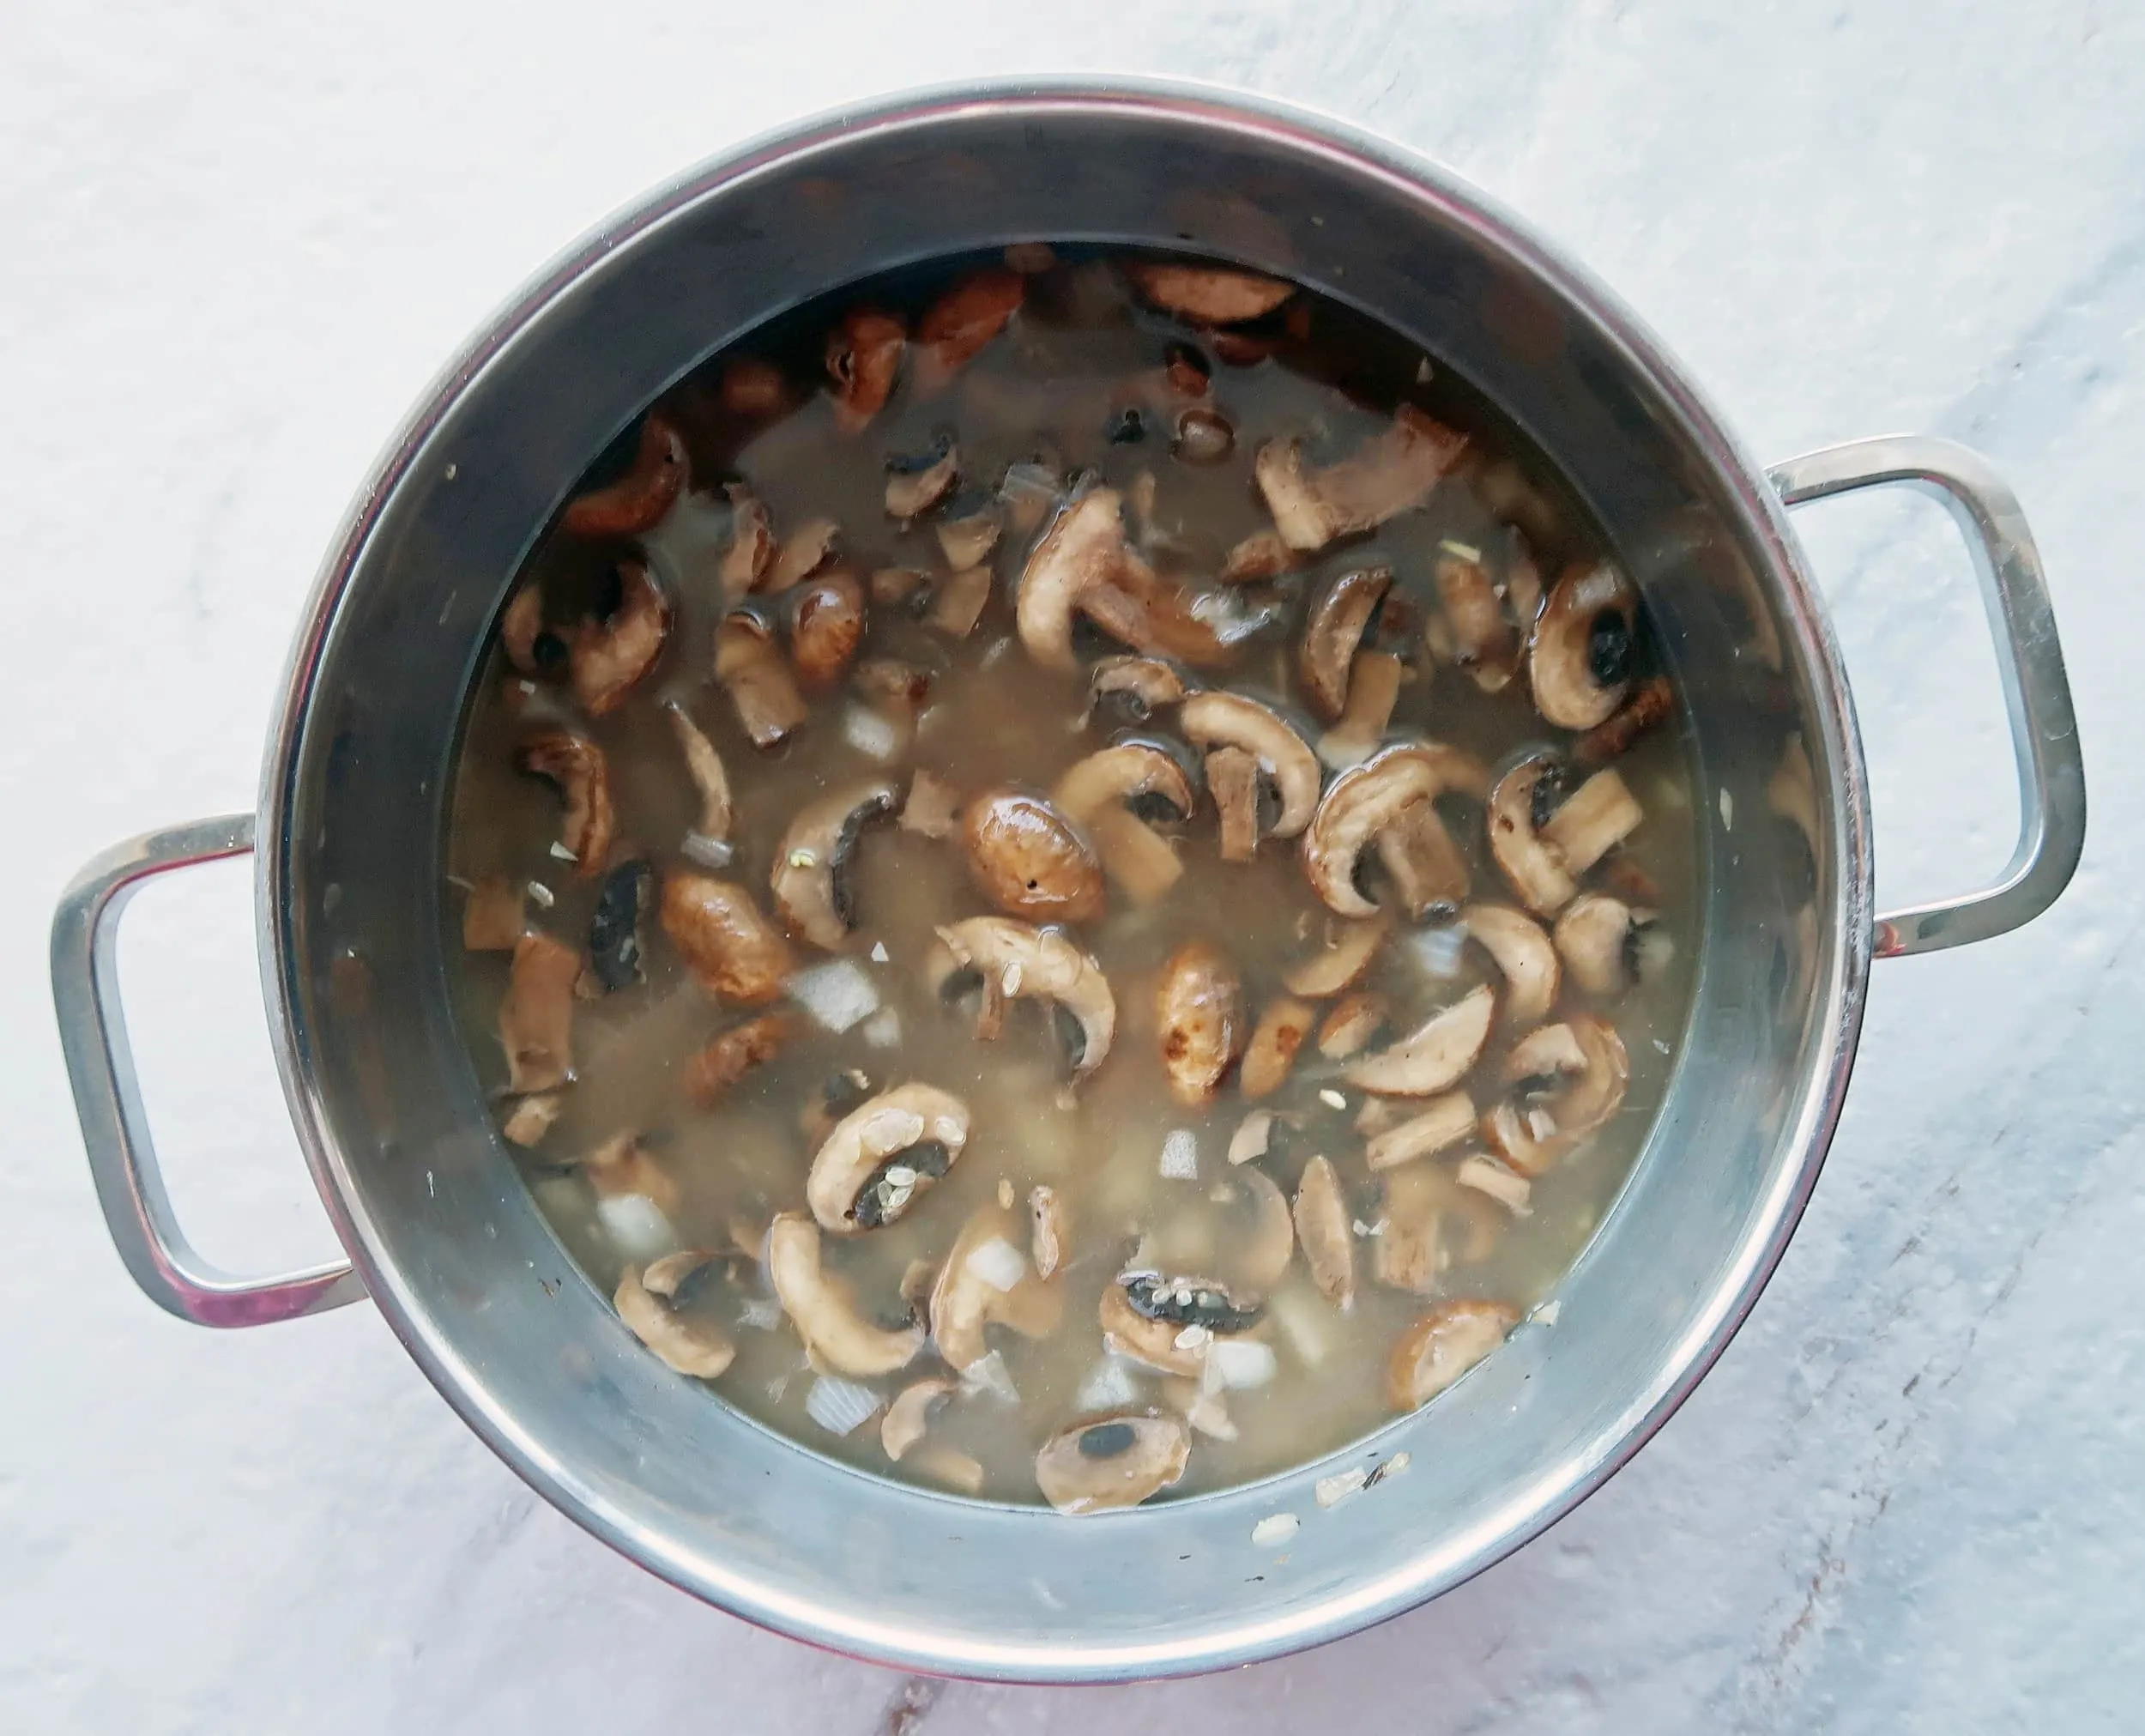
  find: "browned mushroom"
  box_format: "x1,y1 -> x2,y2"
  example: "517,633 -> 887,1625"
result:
714,609 -> 808,749
1089,656 -> 1187,724
1300,566 -> 1391,722
662,701 -> 734,868
562,414 -> 686,538
1486,757 -> 1579,916
1302,742 -> 1487,918
1051,741 -> 1194,905
1344,983 -> 1495,1097
960,788 -> 1106,923
462,877 -> 524,952
1294,1154 -> 1355,1310
1575,674 -> 1674,764
929,1202 -> 1062,1370
500,930 -> 579,1092
931,916 -> 1117,1079
770,779 -> 897,951
825,308 -> 905,432
518,731 -> 615,880
1240,995 -> 1314,1098
1123,260 -> 1294,325
660,872 -> 794,1006
1387,1298 -> 1517,1409
567,560 -> 672,717
881,431 -> 960,521
767,1212 -> 923,1376
1283,913 -> 1391,997
880,1376 -> 956,1462
1205,746 -> 1260,863
1430,546 -> 1524,693
915,269 -> 1024,392
1219,529 -> 1300,584
1461,903 -> 1561,1027
1538,768 -> 1644,874
680,1011 -> 791,1107
1015,490 -> 1229,670
1315,990 -> 1388,1059
927,564 -> 994,639
1035,1411 -> 1190,1515
1178,692 -> 1321,859
1530,560 -> 1638,729
806,1083 -> 971,1232
789,570 -> 867,691
1155,940 -> 1245,1106
1363,1089 -> 1475,1170
719,483 -> 774,598
499,1092 -> 562,1146
1254,407 -> 1469,552
720,358 -> 789,418
1316,650 -> 1405,771
1481,1013 -> 1629,1174
763,517 -> 840,594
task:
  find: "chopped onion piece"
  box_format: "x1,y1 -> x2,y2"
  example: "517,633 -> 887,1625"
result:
964,1236 -> 1028,1293
595,1192 -> 675,1261
1159,1128 -> 1199,1180
1211,1338 -> 1278,1390
789,959 -> 880,1033
804,1375 -> 882,1436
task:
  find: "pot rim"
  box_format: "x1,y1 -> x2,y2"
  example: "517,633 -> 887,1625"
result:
256,76 -> 1873,1679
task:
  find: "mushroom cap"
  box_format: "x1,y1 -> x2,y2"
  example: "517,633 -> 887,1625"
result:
915,269 -> 1024,390
1343,982 -> 1496,1097
680,1011 -> 791,1108
1282,913 -> 1391,998
1554,892 -> 1638,997
1052,741 -> 1195,827
517,730 -> 616,880
1155,939 -> 1245,1107
561,413 -> 687,538
1386,1298 -> 1518,1409
1461,902 -> 1562,1028
1530,560 -> 1637,730
570,561 -> 673,717
928,1202 -> 1062,1370
1482,1013 -> 1629,1175
1301,741 -> 1488,917
1034,1410 -> 1191,1515
1099,1271 -> 1260,1375
1016,490 -> 1129,671
766,1212 -> 922,1376
1294,1154 -> 1356,1310
1300,566 -> 1392,723
615,1262 -> 735,1380
1432,550 -> 1521,693
883,433 -> 960,520
660,871 -> 794,1006
1485,757 -> 1580,916
1088,656 -> 1187,723
804,1083 -> 972,1234
714,608 -> 808,749
960,788 -> 1106,923
1239,995 -> 1314,1100
825,307 -> 905,431
934,916 -> 1117,1078
789,569 -> 867,691
1177,692 -> 1322,839
1363,1089 -> 1477,1171
770,778 -> 898,951
1123,259 -> 1295,325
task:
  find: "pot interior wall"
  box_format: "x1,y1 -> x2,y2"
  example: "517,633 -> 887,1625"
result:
269,90 -> 1860,1677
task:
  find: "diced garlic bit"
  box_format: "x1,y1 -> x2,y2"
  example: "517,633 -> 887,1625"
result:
1318,1088 -> 1348,1110
1211,1338 -> 1278,1390
548,841 -> 579,863
788,959 -> 880,1032
804,1375 -> 883,1435
681,832 -> 734,870
1534,1298 -> 1562,1327
1406,923 -> 1467,979
526,880 -> 556,909
1719,787 -> 1735,830
1315,1467 -> 1369,1509
959,1348 -> 1021,1406
1159,1128 -> 1200,1180
842,704 -> 902,761
965,1236 -> 1028,1293
1075,1355 -> 1144,1412
1363,1450 -> 1411,1487
860,1007 -> 902,1049
595,1193 -> 675,1261
1250,1512 -> 1301,1547
870,941 -> 890,964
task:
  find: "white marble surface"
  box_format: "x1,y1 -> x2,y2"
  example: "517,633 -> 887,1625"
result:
6,3 -> 2140,1729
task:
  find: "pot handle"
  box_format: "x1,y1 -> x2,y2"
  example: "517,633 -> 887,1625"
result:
1769,435 -> 2085,958
50,813 -> 366,1327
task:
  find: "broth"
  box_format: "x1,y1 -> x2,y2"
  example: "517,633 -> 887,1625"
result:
444,246 -> 1700,1511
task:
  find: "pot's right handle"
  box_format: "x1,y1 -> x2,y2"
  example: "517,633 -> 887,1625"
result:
50,814 -> 366,1327
1769,435 -> 2086,958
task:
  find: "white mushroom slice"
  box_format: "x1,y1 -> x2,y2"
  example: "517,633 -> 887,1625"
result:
518,731 -> 616,880
1531,560 -> 1638,729
562,413 -> 687,538
909,1444 -> 988,1495
884,434 -> 958,520
1218,1165 -> 1296,1295
1283,914 -> 1391,997
1364,1090 -> 1476,1170
1155,940 -> 1245,1107
1486,758 -> 1578,916
1300,566 -> 1391,723
934,916 -> 1117,1078
660,871 -> 794,1006
1482,1013 -> 1630,1175
1204,746 -> 1260,864
1538,769 -> 1643,875
1455,1154 -> 1532,1214
500,930 -> 579,1092
462,877 -> 525,952
929,1202 -> 1063,1370
714,609 -> 808,748
880,1376 -> 956,1461
1030,1185 -> 1069,1279
1178,692 -> 1321,853
1555,892 -> 1645,996
662,701 -> 734,863
498,1091 -> 562,1146
1344,983 -> 1495,1098
1432,549 -> 1521,693
1316,650 -> 1405,771
1575,674 -> 1675,764
1100,1273 -> 1261,1376
719,483 -> 774,598
770,779 -> 898,951
767,1212 -> 923,1376
1294,1155 -> 1355,1310
1089,655 -> 1187,724
569,561 -> 673,718
934,499 -> 1002,572
1219,529 -> 1300,584
1035,1411 -> 1191,1515
1374,797 -> 1473,920
1052,742 -> 1194,905
960,787 -> 1106,923
806,1083 -> 971,1233
763,517 -> 840,595
1123,259 -> 1294,324
789,569 -> 867,691
1314,990 -> 1388,1059
1254,407 -> 1470,553
1302,742 -> 1488,918
1240,995 -> 1314,1099
1461,903 -> 1561,1027
615,1260 -> 735,1379
1386,1298 -> 1517,1409
825,306 -> 905,432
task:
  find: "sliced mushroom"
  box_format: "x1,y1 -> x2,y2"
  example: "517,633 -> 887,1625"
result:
714,609 -> 808,749
1302,742 -> 1488,917
500,584 -> 557,676
1530,560 -> 1638,730
934,490 -> 1002,571
767,779 -> 897,952
1294,1155 -> 1355,1310
680,1011 -> 791,1107
1373,1164 -> 1451,1295
1316,650 -> 1405,771
587,859 -> 653,990
1482,1013 -> 1629,1175
1240,995 -> 1314,1099
929,1202 -> 1062,1370
1432,548 -> 1521,693
1374,797 -> 1473,920
934,916 -> 1117,1078
1485,758 -> 1577,915
1538,768 -> 1644,875
1315,990 -> 1388,1059
1205,746 -> 1260,863
1218,1165 -> 1296,1295
1453,903 -> 1558,1030
1015,490 -> 1230,671
1555,892 -> 1648,996
1219,529 -> 1300,584
960,788 -> 1105,923
578,1129 -> 680,1218
1177,692 -> 1321,857
615,1259 -> 735,1379
766,1212 -> 923,1376
499,1091 -> 562,1146
1052,741 -> 1194,905
1030,1184 -> 1069,1279
662,701 -> 734,866
1344,982 -> 1495,1097
518,731 -> 615,880
1155,940 -> 1244,1107
1455,1154 -> 1533,1214
899,768 -> 963,840
1254,407 -> 1470,553
1101,1272 -> 1262,1376
825,307 -> 905,432
1171,406 -> 1235,465
1283,914 -> 1390,997
806,1082 -> 971,1232
915,269 -> 1024,391
1123,260 -> 1294,325
561,414 -> 686,538
660,871 -> 793,1006
1363,1089 -> 1475,1171
462,877 -> 524,952
764,517 -> 840,594
1035,1411 -> 1190,1515
884,432 -> 959,520
500,930 -> 579,1092
719,483 -> 774,598
788,570 -> 867,691
1088,656 -> 1187,724
1387,1298 -> 1517,1410
1575,674 -> 1674,764
1300,566 -> 1391,723
881,1376 -> 957,1461
568,561 -> 672,717
927,564 -> 994,639
720,357 -> 789,417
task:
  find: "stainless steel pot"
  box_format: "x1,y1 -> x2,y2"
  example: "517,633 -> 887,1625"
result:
50,80 -> 2084,1680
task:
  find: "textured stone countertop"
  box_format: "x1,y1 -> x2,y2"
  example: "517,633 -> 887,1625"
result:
6,3 -> 2138,1731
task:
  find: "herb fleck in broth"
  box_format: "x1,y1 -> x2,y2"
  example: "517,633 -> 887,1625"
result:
446,246 -> 1701,1511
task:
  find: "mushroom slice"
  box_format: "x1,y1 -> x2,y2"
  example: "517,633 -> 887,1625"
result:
615,1259 -> 735,1379
960,788 -> 1106,923
1030,1185 -> 1069,1279
714,609 -> 808,748
1300,566 -> 1392,723
1374,797 -> 1473,920
1386,1299 -> 1517,1410
1373,1165 -> 1449,1295
1555,892 -> 1647,997
1123,260 -> 1294,325
763,517 -> 840,595
934,489 -> 1002,571
1254,407 -> 1470,553
789,569 -> 867,691
1088,655 -> 1187,724
1218,1165 -> 1296,1295
915,269 -> 1024,391
501,584 -> 556,677
1315,990 -> 1388,1060
1538,768 -> 1644,875
881,1376 -> 957,1461
660,871 -> 794,1006
569,561 -> 672,717
1302,742 -> 1488,918
1102,1272 -> 1262,1376
806,1082 -> 971,1232
1344,983 -> 1495,1098
1487,757 -> 1579,916
1483,1013 -> 1629,1175
1015,490 -> 1230,671
1530,560 -> 1639,730
680,1011 -> 791,1108
766,1213 -> 923,1376
1155,940 -> 1245,1107
930,1202 -> 1063,1370
1172,406 -> 1235,465
1576,674 -> 1674,764
499,1091 -> 562,1147
1052,741 -> 1194,905
462,877 -> 524,952
719,482 -> 774,598
1455,1154 -> 1533,1215
578,1130 -> 680,1218
927,564 -> 994,640
720,357 -> 789,417
934,916 -> 1116,1078
899,768 -> 962,840
1178,692 -> 1321,852
1218,529 -> 1300,585
561,413 -> 686,538
517,731 -> 616,880
500,930 -> 579,1092
662,701 -> 734,866
884,432 -> 959,520
1283,914 -> 1390,997
1035,1411 -> 1191,1515
825,307 -> 905,432
1364,1089 -> 1475,1171
1432,548 -> 1521,693
1240,995 -> 1314,1099
1316,650 -> 1405,771
1460,903 -> 1560,1028
587,859 -> 653,990
769,779 -> 897,951
1205,746 -> 1261,865
1294,1155 -> 1355,1310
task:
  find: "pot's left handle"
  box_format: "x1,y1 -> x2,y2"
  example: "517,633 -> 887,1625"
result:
51,814 -> 366,1328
